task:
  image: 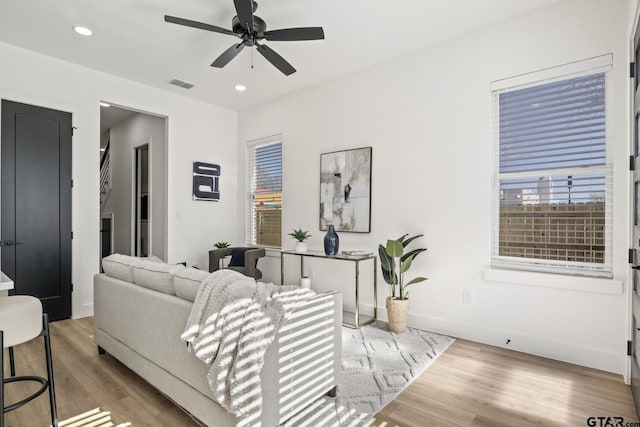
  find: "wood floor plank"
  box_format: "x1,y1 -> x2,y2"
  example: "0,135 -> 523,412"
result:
370,338 -> 639,427
3,318 -> 637,427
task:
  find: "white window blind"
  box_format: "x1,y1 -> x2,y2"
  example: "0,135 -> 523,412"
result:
246,136 -> 282,247
491,59 -> 612,277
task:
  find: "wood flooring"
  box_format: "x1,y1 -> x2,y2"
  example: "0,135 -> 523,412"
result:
2,317 -> 638,427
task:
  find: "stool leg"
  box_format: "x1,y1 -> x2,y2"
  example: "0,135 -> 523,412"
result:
42,314 -> 57,427
1,330 -> 4,427
8,348 -> 14,377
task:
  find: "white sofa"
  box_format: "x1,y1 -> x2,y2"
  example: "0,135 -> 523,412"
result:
94,255 -> 342,426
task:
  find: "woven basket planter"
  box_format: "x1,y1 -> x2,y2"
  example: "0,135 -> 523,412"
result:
386,297 -> 409,333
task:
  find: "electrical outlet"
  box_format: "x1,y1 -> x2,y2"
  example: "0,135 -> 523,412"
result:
463,289 -> 472,304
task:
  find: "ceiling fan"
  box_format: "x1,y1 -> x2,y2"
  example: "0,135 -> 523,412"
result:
164,0 -> 324,76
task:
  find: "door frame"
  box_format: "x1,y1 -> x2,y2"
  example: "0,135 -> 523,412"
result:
131,140 -> 152,256
0,90 -> 86,315
0,98 -> 73,319
629,1 -> 640,408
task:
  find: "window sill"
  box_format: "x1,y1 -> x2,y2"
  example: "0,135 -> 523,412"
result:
483,268 -> 623,295
264,248 -> 283,257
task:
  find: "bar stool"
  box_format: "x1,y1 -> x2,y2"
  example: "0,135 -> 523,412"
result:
0,296 -> 57,427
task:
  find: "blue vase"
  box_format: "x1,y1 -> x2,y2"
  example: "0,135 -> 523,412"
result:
324,225 -> 339,255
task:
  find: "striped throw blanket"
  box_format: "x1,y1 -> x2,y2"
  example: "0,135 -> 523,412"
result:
181,269 -> 315,421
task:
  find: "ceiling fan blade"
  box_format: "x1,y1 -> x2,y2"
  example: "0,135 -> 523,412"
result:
263,27 -> 325,41
255,42 -> 296,76
233,0 -> 254,30
211,43 -> 246,68
164,15 -> 237,37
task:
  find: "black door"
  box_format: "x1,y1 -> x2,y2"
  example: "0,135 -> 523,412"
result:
100,216 -> 112,270
1,100 -> 72,320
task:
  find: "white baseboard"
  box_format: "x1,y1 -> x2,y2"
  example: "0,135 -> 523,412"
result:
72,302 -> 94,319
367,303 -> 625,376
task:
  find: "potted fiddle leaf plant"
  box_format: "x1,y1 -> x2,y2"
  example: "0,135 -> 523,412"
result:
289,228 -> 311,253
378,234 -> 428,333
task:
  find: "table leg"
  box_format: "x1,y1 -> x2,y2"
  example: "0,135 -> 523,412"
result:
355,260 -> 360,328
280,253 -> 284,286
373,257 -> 378,320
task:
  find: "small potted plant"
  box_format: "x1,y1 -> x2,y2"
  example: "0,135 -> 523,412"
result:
289,228 -> 311,253
378,234 -> 428,333
214,241 -> 231,249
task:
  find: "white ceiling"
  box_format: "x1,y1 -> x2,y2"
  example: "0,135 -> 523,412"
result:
0,0 -> 560,111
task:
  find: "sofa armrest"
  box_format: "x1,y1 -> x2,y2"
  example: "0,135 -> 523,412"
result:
260,290 -> 342,424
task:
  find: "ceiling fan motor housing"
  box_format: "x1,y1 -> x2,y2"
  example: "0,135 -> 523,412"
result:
232,15 -> 267,38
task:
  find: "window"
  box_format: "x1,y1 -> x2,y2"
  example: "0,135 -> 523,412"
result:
246,136 -> 282,247
491,57 -> 612,277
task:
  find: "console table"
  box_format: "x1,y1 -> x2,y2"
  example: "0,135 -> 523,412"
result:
280,250 -> 377,329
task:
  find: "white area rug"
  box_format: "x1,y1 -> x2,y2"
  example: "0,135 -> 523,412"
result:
284,321 -> 454,427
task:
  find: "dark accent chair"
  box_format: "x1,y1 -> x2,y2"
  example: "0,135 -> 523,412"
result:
208,247 -> 266,280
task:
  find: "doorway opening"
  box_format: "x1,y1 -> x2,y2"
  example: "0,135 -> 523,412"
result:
99,103 -> 167,263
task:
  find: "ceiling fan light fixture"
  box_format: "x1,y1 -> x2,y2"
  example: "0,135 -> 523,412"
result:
73,26 -> 93,36
235,84 -> 247,92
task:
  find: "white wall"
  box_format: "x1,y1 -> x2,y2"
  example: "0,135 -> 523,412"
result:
103,113 -> 167,259
238,0 -> 631,374
0,41 -> 238,318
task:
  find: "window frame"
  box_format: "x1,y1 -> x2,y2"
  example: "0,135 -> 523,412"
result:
490,55 -> 613,278
245,134 -> 283,248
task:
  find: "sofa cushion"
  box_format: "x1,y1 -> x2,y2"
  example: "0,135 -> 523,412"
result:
173,267 -> 209,302
102,254 -> 141,282
132,261 -> 184,295
143,254 -> 166,264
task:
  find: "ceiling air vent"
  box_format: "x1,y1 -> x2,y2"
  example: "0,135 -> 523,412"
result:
169,78 -> 195,89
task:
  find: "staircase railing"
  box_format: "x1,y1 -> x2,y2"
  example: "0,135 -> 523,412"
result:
100,142 -> 111,205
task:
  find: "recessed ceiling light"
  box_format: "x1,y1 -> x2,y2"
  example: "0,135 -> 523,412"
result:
99,102 -> 111,107
73,26 -> 93,36
235,84 -> 247,92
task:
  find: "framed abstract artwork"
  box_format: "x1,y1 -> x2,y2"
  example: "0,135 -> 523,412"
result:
319,147 -> 372,232
193,161 -> 220,201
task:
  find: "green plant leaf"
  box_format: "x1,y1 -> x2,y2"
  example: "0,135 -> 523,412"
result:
381,268 -> 396,285
401,234 -> 423,248
400,253 -> 416,273
405,277 -> 428,287
378,244 -> 396,285
386,239 -> 404,258
400,248 -> 426,263
378,245 -> 393,272
395,234 -> 409,244
289,227 -> 311,242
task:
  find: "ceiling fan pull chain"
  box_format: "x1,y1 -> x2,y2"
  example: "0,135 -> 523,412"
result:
251,46 -> 254,69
